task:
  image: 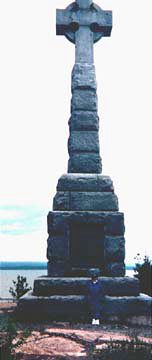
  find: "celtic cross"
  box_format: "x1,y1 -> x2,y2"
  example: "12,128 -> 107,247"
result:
56,0 -> 112,64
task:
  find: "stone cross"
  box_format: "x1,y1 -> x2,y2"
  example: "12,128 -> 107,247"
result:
56,0 -> 112,64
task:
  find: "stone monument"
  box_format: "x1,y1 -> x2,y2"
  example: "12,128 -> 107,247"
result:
18,0 -> 151,324
48,0 -> 125,278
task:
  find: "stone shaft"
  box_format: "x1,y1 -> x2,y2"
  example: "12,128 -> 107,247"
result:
68,63 -> 102,173
75,26 -> 94,63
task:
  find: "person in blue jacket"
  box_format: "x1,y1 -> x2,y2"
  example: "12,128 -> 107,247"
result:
87,272 -> 104,325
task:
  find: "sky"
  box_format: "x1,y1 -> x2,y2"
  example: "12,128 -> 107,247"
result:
0,0 -> 152,264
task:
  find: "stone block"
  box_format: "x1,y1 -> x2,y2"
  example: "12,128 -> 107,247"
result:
17,292 -> 152,322
102,277 -> 140,297
68,153 -> 102,173
72,63 -> 97,91
68,131 -> 99,153
17,292 -> 86,321
47,211 -> 125,236
53,192 -> 69,211
47,260 -> 69,277
47,235 -> 69,260
53,192 -> 118,211
106,213 -> 125,235
71,89 -> 97,111
103,294 -> 152,317
105,262 -> 125,277
69,111 -> 99,131
57,174 -> 114,192
70,192 -> 119,211
104,236 -> 125,262
47,211 -> 70,235
33,276 -> 140,297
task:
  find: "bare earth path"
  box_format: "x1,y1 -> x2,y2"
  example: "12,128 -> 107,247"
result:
0,301 -> 151,359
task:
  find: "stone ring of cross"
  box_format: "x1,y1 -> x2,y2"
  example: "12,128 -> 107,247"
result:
56,0 -> 112,45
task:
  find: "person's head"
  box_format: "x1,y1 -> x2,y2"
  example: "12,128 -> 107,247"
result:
91,273 -> 98,282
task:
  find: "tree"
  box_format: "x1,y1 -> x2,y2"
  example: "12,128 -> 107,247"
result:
134,254 -> 152,296
9,275 -> 31,300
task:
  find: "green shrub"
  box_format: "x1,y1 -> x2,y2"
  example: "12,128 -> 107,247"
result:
9,275 -> 31,300
134,254 -> 152,296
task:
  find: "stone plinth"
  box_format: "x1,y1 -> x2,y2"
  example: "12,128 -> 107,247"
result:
68,63 -> 102,174
47,173 -> 125,277
17,290 -> 152,325
33,277 -> 140,296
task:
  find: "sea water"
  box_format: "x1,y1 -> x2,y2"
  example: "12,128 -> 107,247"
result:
0,268 -> 134,299
0,269 -> 47,299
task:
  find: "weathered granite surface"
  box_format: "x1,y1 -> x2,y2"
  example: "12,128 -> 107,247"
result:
105,262 -> 126,277
69,111 -> 99,131
47,211 -> 125,236
71,89 -> 97,112
47,260 -> 69,277
68,131 -> 100,153
17,291 -> 152,322
57,174 -> 114,192
53,192 -> 119,211
47,236 -> 69,259
33,277 -> 140,297
104,236 -> 125,262
68,153 -> 102,173
72,63 -> 97,91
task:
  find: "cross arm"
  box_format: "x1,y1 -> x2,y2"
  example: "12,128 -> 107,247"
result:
56,9 -> 78,36
92,10 -> 112,37
56,9 -> 70,35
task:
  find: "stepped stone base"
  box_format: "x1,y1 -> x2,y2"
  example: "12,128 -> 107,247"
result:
17,276 -> 152,324
17,291 -> 152,325
33,276 -> 140,297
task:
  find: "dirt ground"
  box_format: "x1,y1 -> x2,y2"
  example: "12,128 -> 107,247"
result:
0,301 -> 151,359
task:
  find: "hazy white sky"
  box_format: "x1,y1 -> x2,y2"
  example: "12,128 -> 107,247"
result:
0,0 -> 151,263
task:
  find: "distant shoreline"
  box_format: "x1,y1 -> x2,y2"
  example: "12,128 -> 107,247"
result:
0,262 -> 134,270
0,262 -> 47,270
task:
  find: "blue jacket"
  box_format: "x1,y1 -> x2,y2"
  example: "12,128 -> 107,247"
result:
86,280 -> 104,314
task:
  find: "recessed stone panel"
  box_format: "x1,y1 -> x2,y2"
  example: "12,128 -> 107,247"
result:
68,131 -> 99,153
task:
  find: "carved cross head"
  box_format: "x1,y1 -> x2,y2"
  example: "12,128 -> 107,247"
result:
76,0 -> 93,9
56,1 -> 112,44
